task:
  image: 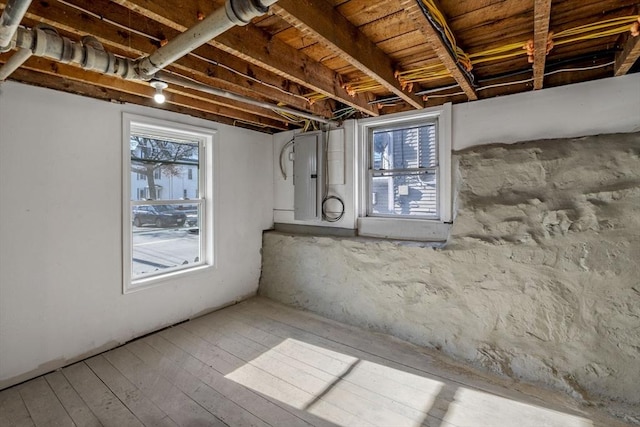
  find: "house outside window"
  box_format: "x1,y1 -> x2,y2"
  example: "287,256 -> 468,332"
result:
123,114 -> 215,292
358,104 -> 452,241
369,123 -> 438,218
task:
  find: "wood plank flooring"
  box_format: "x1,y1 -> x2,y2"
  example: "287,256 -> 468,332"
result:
0,297 -> 633,427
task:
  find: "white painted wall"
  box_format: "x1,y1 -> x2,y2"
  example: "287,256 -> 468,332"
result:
0,82 -> 274,388
271,74 -> 640,228
452,73 -> 640,150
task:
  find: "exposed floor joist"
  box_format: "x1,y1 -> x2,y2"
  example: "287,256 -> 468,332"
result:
615,32 -> 640,76
1,0 -> 635,129
0,56 -> 290,130
272,0 -> 424,109
17,0 -> 332,119
399,0 -> 478,101
533,0 -> 553,90
5,68 -> 268,131
111,0 -> 379,117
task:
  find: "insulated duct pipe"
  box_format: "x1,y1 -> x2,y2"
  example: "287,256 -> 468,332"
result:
136,0 -> 279,78
0,0 -> 32,51
0,47 -> 30,80
6,26 -> 138,79
1,0 -> 277,80
156,71 -> 332,124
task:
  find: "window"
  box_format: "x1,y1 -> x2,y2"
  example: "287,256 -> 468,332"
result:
369,123 -> 438,218
358,104 -> 452,241
123,114 -> 215,292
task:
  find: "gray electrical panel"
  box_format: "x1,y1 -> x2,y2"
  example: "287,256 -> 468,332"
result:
293,131 -> 324,221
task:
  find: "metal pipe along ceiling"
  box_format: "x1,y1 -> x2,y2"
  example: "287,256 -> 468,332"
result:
0,47 -> 31,80
1,0 -> 278,80
156,71 -> 331,124
0,0 -> 32,50
136,0 -> 279,78
0,0 -> 330,125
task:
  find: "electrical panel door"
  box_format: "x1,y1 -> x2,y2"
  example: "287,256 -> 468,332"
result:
293,131 -> 324,220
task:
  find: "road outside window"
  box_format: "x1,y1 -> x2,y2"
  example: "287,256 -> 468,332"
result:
123,116 -> 213,291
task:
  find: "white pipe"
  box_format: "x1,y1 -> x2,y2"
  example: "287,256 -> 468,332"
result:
11,26 -> 138,79
157,71 -> 332,124
3,0 -> 277,81
0,0 -> 32,50
136,0 -> 278,78
0,0 -> 318,125
0,47 -> 31,80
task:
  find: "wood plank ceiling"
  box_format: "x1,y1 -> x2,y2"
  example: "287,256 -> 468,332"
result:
1,0 -> 638,133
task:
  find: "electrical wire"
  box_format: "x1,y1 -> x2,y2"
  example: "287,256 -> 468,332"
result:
424,92 -> 465,98
327,11 -> 637,103
475,60 -> 615,92
278,138 -> 295,180
468,15 -> 639,66
57,0 -> 312,105
320,127 -> 345,222
415,83 -> 460,96
544,60 -> 615,77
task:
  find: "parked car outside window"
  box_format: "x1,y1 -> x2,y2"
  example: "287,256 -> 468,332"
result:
132,205 -> 186,227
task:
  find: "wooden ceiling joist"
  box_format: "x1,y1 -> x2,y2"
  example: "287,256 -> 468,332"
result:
6,68 -> 255,130
533,0 -> 553,90
2,56 -> 290,130
615,31 -> 640,76
111,0 -> 379,116
2,0 -> 636,129
400,0 -> 478,101
272,0 -> 424,109
17,0 -> 331,119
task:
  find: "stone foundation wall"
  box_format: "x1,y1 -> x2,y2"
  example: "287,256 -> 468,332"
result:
259,132 -> 640,408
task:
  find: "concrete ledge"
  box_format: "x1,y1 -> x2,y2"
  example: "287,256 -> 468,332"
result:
273,223 -> 357,237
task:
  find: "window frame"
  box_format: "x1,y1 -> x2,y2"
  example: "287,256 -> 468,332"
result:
367,120 -> 439,219
357,104 -> 452,241
122,113 -> 216,293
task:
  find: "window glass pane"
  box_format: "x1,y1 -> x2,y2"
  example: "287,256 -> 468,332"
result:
370,171 -> 437,217
131,203 -> 201,278
372,124 -> 436,170
130,136 -> 199,201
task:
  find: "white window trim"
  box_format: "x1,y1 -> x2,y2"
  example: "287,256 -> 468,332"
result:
122,113 -> 217,293
356,103 -> 452,241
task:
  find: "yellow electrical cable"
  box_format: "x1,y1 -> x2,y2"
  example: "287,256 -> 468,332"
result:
469,15 -> 638,65
302,12 -> 638,103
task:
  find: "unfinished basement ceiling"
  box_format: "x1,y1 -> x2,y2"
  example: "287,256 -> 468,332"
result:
1,0 -> 639,133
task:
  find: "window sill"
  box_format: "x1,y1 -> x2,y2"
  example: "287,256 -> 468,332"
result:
125,263 -> 213,294
357,217 -> 451,242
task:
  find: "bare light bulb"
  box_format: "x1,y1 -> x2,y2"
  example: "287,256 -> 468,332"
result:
153,92 -> 166,103
150,80 -> 168,104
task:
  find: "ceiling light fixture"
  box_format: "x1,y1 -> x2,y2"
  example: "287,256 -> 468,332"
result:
150,80 -> 168,104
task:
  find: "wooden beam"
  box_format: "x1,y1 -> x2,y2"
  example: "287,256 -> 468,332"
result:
533,0 -> 553,90
111,0 -> 379,116
13,0 -> 331,118
400,0 -> 477,101
272,0 -> 424,109
615,32 -> 640,76
3,56 -> 290,130
8,68 -> 278,133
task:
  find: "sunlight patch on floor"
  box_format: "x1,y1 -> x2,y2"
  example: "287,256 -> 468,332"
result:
442,387 -> 593,427
225,338 -> 593,426
225,338 -> 444,426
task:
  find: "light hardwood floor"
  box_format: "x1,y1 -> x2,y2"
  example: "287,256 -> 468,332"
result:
0,297 -> 633,427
